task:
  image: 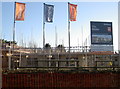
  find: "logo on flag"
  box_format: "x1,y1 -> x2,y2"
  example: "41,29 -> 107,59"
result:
69,3 -> 77,21
44,4 -> 54,22
15,2 -> 25,21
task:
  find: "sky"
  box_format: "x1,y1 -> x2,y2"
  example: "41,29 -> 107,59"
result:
2,2 -> 118,51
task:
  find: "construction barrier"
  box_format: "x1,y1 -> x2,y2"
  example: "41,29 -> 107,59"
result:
2,72 -> 120,88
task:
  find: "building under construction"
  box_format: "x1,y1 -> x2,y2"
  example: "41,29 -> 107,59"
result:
1,21 -> 120,87
1,20 -> 120,87
2,45 -> 120,71
2,43 -> 120,88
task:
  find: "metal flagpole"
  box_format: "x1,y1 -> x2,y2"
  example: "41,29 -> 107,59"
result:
55,26 -> 57,47
82,26 -> 83,52
68,2 -> 70,53
43,3 -> 45,48
13,2 -> 16,50
9,2 -> 16,70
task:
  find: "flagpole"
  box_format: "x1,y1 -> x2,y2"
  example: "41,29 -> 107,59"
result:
43,3 -> 45,48
9,2 -> 16,70
82,26 -> 83,52
68,2 -> 70,53
55,26 -> 57,47
13,2 -> 16,50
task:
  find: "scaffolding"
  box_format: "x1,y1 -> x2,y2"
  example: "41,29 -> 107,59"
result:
2,47 -> 120,72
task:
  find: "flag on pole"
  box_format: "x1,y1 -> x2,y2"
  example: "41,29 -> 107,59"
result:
69,3 -> 77,21
15,2 -> 25,21
44,4 -> 54,22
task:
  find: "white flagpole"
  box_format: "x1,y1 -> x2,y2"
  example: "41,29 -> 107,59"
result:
13,2 -> 16,50
68,2 -> 70,53
9,2 -> 16,70
55,26 -> 57,47
82,26 -> 83,52
43,3 -> 45,48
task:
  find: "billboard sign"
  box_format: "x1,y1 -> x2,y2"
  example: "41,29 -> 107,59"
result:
91,21 -> 113,45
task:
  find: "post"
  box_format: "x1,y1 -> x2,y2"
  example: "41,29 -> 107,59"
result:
85,52 -> 87,67
119,51 -> 120,67
12,2 -> 16,70
82,26 -> 83,52
68,2 -> 70,53
8,48 -> 11,70
57,52 -> 59,67
19,52 -> 22,67
55,26 -> 57,47
43,23 -> 45,48
43,3 -> 45,48
13,2 -> 16,50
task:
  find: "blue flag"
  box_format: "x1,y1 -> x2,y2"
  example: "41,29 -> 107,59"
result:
44,4 -> 54,23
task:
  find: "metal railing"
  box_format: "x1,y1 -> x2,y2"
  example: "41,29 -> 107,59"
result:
16,59 -> 120,72
2,46 -> 91,53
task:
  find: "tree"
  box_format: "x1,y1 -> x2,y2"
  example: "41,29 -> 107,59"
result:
57,44 -> 66,52
1,39 -> 17,44
44,43 -> 51,49
57,44 -> 63,48
43,43 -> 51,53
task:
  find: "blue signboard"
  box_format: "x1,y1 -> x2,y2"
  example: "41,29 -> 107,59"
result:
91,21 -> 113,45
